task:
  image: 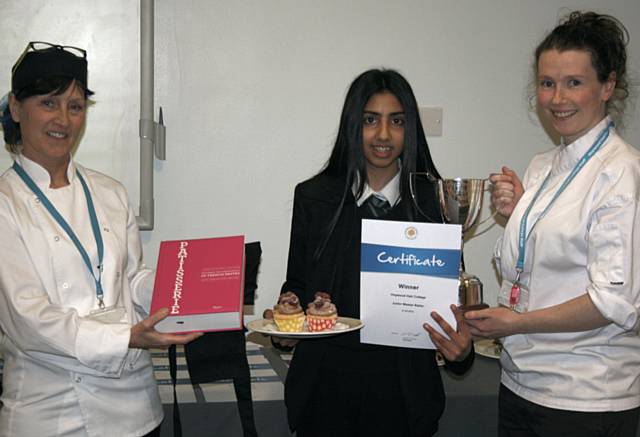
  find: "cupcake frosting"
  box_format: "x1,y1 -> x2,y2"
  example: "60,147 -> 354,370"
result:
307,292 -> 337,316
275,291 -> 304,315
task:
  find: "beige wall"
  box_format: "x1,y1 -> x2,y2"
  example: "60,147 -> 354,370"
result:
2,0 -> 639,321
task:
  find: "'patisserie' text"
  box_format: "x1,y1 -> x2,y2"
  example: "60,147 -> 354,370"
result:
171,241 -> 188,315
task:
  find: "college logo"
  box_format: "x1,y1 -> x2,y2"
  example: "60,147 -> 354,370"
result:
405,226 -> 418,240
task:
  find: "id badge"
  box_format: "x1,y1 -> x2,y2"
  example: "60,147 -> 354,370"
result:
88,306 -> 127,323
498,280 -> 530,313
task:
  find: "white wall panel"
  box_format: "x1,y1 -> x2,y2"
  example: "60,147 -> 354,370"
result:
0,0 -> 141,202
2,0 -> 639,321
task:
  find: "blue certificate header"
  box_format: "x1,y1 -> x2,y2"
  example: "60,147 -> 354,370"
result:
361,243 -> 460,279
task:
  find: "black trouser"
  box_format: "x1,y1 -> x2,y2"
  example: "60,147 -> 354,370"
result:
295,365 -> 412,437
499,384 -> 640,437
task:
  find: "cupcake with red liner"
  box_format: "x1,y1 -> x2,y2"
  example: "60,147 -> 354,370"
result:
273,291 -> 306,332
306,292 -> 338,332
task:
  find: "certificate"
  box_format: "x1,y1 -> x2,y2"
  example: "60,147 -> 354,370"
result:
360,219 -> 461,349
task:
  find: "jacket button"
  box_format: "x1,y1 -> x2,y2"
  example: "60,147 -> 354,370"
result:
54,236 -> 60,242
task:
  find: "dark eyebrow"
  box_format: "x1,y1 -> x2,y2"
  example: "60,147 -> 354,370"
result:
362,110 -> 405,116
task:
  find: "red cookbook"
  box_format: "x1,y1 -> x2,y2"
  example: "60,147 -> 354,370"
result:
150,235 -> 245,333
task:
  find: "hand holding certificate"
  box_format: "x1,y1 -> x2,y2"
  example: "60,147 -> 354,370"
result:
360,220 -> 464,350
423,304 -> 473,362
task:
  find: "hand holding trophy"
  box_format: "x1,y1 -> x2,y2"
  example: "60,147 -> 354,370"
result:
410,173 -> 494,311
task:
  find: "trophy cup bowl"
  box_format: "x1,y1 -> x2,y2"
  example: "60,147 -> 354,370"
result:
436,178 -> 490,311
437,178 -> 485,231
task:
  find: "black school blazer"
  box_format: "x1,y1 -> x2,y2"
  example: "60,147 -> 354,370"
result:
281,173 -> 474,436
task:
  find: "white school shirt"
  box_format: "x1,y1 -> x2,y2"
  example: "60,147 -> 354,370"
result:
0,154 -> 163,436
354,169 -> 401,207
495,117 -> 640,412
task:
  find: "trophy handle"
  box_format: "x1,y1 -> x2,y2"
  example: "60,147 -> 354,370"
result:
468,179 -> 498,238
409,171 -> 444,222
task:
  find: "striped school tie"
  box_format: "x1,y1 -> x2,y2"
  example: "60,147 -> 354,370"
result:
364,195 -> 392,218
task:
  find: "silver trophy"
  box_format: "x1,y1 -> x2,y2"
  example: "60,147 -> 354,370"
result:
410,173 -> 493,310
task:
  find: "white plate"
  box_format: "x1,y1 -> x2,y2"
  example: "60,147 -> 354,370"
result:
247,317 -> 364,339
474,338 -> 502,359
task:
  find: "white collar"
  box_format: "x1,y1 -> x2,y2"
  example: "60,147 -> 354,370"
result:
354,169 -> 401,207
15,153 -> 76,189
551,116 -> 613,176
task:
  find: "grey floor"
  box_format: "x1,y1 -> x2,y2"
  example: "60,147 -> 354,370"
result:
157,344 -> 501,437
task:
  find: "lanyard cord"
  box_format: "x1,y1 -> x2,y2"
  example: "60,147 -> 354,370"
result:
516,121 -> 614,274
13,162 -> 106,308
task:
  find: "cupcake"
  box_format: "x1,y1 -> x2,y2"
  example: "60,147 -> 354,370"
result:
273,291 -> 306,332
306,292 -> 338,332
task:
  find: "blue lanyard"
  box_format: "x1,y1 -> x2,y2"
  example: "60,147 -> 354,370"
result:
516,121 -> 613,274
13,162 -> 106,308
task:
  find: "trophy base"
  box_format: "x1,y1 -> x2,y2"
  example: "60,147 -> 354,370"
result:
459,303 -> 489,312
459,271 -> 487,312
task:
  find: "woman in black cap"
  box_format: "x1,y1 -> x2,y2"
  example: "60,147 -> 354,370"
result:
0,42 -> 201,437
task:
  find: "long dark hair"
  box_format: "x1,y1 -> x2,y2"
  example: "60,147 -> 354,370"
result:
315,68 -> 441,259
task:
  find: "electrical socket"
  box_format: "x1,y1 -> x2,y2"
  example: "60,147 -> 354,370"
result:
419,107 -> 443,137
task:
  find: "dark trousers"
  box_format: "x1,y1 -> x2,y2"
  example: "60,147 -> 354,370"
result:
499,384 -> 640,437
295,365 -> 412,437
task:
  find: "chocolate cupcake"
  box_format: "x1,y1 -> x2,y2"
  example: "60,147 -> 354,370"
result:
273,291 -> 306,332
306,292 -> 338,332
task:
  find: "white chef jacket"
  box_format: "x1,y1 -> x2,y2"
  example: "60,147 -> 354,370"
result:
0,154 -> 163,436
495,117 -> 640,412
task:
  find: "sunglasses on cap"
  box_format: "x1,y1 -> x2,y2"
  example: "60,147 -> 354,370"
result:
12,41 -> 86,75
